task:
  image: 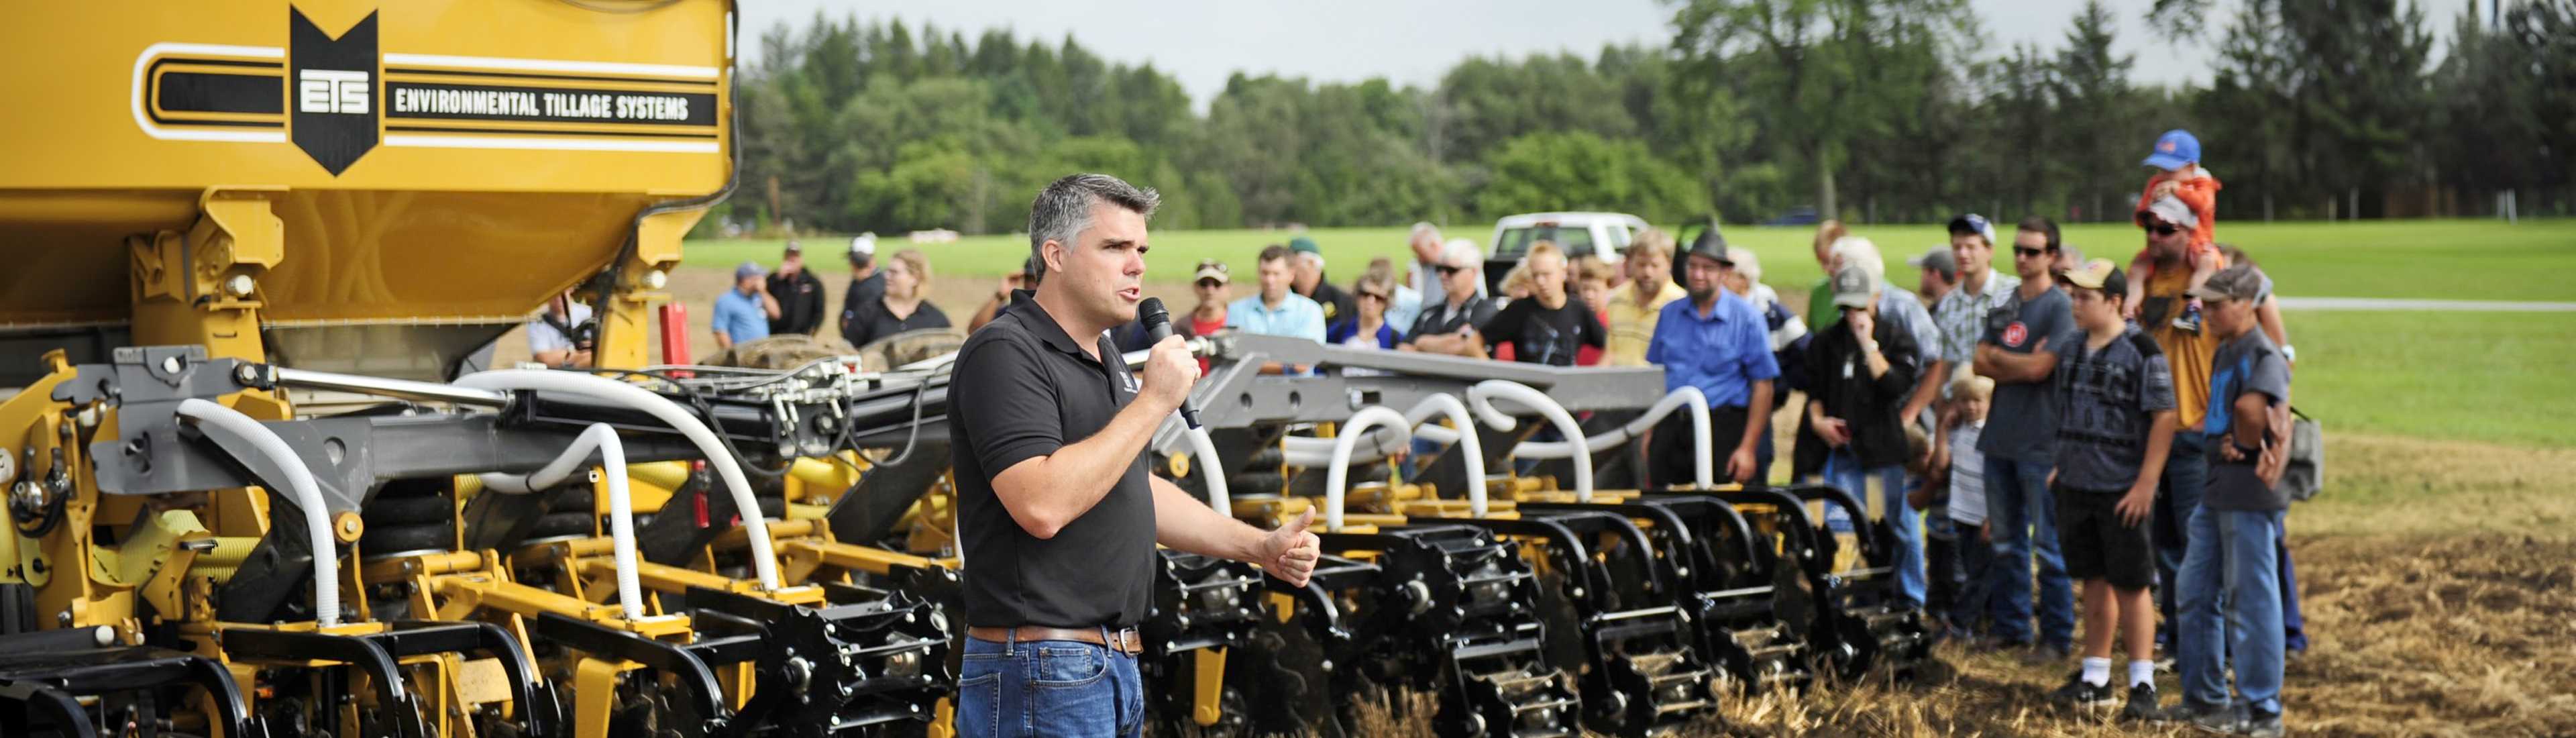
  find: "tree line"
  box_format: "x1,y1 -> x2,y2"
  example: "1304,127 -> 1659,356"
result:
720,0 -> 2575,237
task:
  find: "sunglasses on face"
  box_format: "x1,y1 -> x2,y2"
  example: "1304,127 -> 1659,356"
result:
1434,265 -> 1466,276
2012,247 -> 2047,258
1195,279 -> 1224,289
1358,291 -> 1390,302
2144,222 -> 2182,236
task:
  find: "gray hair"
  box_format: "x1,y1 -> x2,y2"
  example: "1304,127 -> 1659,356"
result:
1027,173 -> 1159,282
1439,238 -> 1482,268
1411,221 -> 1440,242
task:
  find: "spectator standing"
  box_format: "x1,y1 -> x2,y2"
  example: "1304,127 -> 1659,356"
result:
1724,245 -> 1808,480
767,241 -> 827,335
1806,219 -> 1851,331
1379,256 -> 1426,333
1479,243 -> 1603,366
1972,216 -> 2078,661
1400,240 -> 1500,358
1929,214 -> 2021,574
1603,231 -> 1684,368
838,234 -> 885,339
2213,244 -> 2306,656
1288,236 -> 1356,323
1326,270 -> 1401,350
1912,245 -> 1959,307
1644,230 -> 1778,486
2127,129 -> 2225,331
1228,245 -> 1329,375
712,261 -> 777,350
2045,260 -> 2178,720
842,248 -> 951,348
2134,196 -> 2222,655
1796,238 -> 1941,478
527,291 -> 594,369
1835,238 -> 1943,432
1939,373 -> 1995,639
967,257 -> 1036,334
1721,246 -> 1809,386
1905,243 -> 1959,456
2169,264 -> 2292,737
1570,255 -> 1615,366
1805,264 -> 1926,605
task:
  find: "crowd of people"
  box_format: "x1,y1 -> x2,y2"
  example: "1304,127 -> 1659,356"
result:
522,128 -> 2301,735
1177,129 -> 2301,736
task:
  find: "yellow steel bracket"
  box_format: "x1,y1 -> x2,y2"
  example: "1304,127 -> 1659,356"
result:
129,188 -> 285,363
1193,647 -> 1228,726
100,511 -> 214,621
596,207 -> 706,368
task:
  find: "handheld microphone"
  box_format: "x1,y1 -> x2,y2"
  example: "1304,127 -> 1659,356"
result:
1136,297 -> 1203,429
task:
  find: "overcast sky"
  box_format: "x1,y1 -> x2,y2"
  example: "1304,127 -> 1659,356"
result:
739,0 -> 2479,108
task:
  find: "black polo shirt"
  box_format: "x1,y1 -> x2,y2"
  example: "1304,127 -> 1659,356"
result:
948,290 -> 1157,628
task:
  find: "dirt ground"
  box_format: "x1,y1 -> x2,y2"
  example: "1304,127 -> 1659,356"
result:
1342,435 -> 2576,737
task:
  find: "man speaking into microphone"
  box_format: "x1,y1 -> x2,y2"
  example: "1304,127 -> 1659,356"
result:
948,173 -> 1322,737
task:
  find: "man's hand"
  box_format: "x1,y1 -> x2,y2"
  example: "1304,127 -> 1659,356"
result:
1815,417 -> 1851,447
2116,483 -> 2155,527
1725,445 -> 1758,484
1140,335 -> 1199,412
2150,178 -> 2180,200
1254,508 -> 1322,586
1905,484 -> 1933,511
2255,441 -> 2288,488
1845,309 -> 1875,343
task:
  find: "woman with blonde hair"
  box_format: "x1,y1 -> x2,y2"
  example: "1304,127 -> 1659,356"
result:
841,248 -> 950,347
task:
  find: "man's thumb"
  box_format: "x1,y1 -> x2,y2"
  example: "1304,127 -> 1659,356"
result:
1282,507 -> 1316,534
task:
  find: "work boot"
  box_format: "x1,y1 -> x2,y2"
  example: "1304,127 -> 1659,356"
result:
2239,710 -> 2285,737
2049,674 -> 2116,710
2121,682 -> 2162,721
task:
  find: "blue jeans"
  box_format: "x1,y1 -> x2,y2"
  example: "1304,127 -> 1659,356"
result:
1948,516 -> 1995,636
1824,452 -> 1923,607
2153,433 -> 2210,642
957,635 -> 1145,738
1983,454 -> 2075,649
2177,506 -> 2286,717
2282,528 -> 2308,652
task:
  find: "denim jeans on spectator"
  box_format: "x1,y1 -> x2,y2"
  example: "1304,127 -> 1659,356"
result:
2176,505 -> 2286,717
2153,432 -> 2210,647
1825,451 -> 1923,607
2281,524 -> 2308,652
1925,515 -> 1956,624
1949,519 -> 1995,637
1982,454 -> 2076,649
957,635 -> 1145,738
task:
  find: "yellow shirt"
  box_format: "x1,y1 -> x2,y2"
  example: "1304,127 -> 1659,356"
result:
2144,266 -> 2221,430
1604,280 -> 1687,367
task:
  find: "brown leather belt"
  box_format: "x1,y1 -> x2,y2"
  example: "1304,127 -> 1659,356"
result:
966,626 -> 1144,655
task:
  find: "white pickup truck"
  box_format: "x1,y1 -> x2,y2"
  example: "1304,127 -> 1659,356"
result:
1483,211 -> 1650,295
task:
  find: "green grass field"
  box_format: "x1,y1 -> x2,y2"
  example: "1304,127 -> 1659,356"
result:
2284,310 -> 2576,447
684,219 -> 2576,447
688,219 -> 2576,302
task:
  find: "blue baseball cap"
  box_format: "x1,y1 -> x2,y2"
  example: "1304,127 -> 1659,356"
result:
2143,129 -> 2200,170
735,260 -> 767,280
1945,213 -> 1995,245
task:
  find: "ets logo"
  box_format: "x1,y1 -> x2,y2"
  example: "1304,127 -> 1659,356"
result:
298,69 -> 369,115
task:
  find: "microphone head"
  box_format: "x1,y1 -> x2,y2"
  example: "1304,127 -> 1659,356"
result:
1138,297 -> 1170,329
